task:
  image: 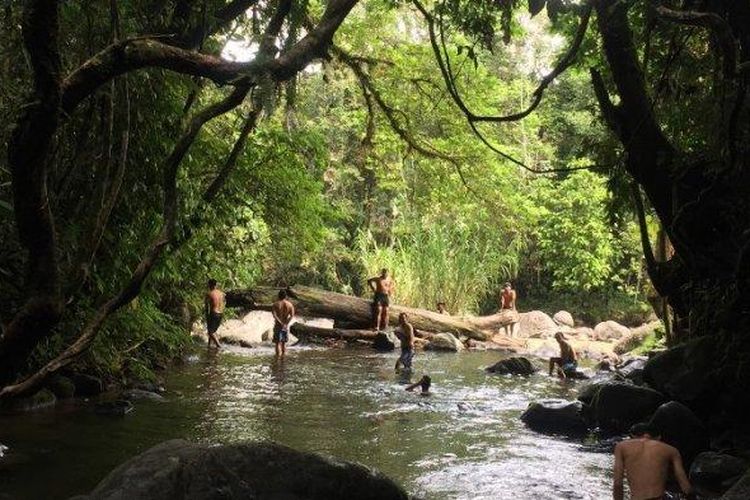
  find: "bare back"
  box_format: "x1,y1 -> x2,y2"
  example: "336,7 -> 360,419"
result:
272,299 -> 294,326
501,289 -> 516,309
206,289 -> 225,314
559,340 -> 576,363
615,439 -> 679,499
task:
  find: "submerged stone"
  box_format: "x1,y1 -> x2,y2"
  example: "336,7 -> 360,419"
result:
521,399 -> 590,437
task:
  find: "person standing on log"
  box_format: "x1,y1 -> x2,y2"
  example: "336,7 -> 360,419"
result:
368,268 -> 394,331
499,282 -> 518,337
548,332 -> 578,378
394,313 -> 415,372
613,423 -> 694,500
205,279 -> 225,349
272,290 -> 295,358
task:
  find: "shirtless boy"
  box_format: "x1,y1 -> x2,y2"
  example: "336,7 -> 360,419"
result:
499,282 -> 518,337
549,331 -> 578,378
204,279 -> 225,348
368,268 -> 394,331
272,289 -> 295,358
394,313 -> 415,372
613,423 -> 694,500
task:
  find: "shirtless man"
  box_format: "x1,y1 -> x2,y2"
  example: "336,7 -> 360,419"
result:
613,423 -> 694,500
271,289 -> 295,358
549,331 -> 577,378
394,313 -> 415,372
205,279 -> 225,349
368,268 -> 394,331
499,282 -> 518,337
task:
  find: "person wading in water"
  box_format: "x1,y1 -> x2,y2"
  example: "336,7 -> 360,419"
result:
613,423 -> 694,500
272,289 -> 295,358
204,279 -> 225,349
368,268 -> 394,331
499,282 -> 518,337
394,313 -> 415,372
548,331 -> 578,378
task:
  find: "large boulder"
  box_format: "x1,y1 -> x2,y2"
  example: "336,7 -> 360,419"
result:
649,401 -> 708,468
485,357 -> 536,376
425,333 -> 465,352
591,381 -> 666,432
690,452 -> 748,498
643,336 -> 716,407
76,439 -> 410,500
552,311 -> 575,328
617,357 -> 648,385
373,331 -> 399,351
571,327 -> 594,340
518,311 -> 557,338
593,321 -> 630,342
521,399 -> 589,437
1,389 -> 57,412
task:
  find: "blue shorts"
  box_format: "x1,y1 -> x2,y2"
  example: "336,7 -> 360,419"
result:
273,324 -> 288,344
562,361 -> 578,374
399,348 -> 414,369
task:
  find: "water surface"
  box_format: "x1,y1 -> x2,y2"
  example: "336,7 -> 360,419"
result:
0,347 -> 612,499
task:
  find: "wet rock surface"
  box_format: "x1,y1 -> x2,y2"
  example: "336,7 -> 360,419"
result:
75,439 -> 411,500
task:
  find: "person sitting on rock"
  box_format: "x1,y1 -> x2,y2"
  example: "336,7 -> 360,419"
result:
405,375 -> 431,395
394,313 -> 415,372
548,332 -> 578,379
613,422 -> 694,500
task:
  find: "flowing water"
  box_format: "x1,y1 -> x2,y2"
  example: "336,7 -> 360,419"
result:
0,346 -> 612,499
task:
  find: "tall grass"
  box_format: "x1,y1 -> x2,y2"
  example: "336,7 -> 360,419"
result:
357,224 -> 522,314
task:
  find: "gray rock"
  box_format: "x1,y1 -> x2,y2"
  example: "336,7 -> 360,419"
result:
373,331 -> 399,351
518,310 -> 557,338
521,399 -> 589,437
690,452 -> 748,498
121,389 -> 166,402
643,337 -> 715,405
425,333 -> 464,352
0,443 -> 8,458
592,381 -> 665,432
552,311 -> 575,328
593,321 -> 630,341
2,389 -> 57,412
617,357 -> 648,385
486,357 -> 536,376
78,439 -> 410,500
46,374 -> 76,399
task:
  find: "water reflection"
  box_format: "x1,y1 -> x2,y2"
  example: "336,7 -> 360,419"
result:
0,347 -> 612,500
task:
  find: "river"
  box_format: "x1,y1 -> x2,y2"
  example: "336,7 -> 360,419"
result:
0,346 -> 612,499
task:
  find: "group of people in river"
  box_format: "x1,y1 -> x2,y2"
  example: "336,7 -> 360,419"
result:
205,273 -> 697,499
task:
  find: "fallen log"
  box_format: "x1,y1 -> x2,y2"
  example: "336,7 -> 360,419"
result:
290,324 -> 381,342
226,285 -> 516,341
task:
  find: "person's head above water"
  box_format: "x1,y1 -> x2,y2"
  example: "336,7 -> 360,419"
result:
278,289 -> 288,300
629,422 -> 661,439
208,278 -> 217,290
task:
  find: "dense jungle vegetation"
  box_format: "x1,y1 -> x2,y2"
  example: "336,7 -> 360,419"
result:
0,0 -> 748,431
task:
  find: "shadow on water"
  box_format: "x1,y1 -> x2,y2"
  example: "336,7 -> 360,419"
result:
0,347 -> 612,500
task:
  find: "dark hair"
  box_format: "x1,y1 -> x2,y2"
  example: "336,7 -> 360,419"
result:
399,312 -> 408,321
381,268 -> 388,275
504,282 -> 511,288
420,375 -> 431,392
278,289 -> 287,300
208,279 -> 217,289
629,422 -> 658,437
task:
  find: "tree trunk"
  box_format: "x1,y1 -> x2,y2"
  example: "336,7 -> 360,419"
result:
226,285 -> 518,340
